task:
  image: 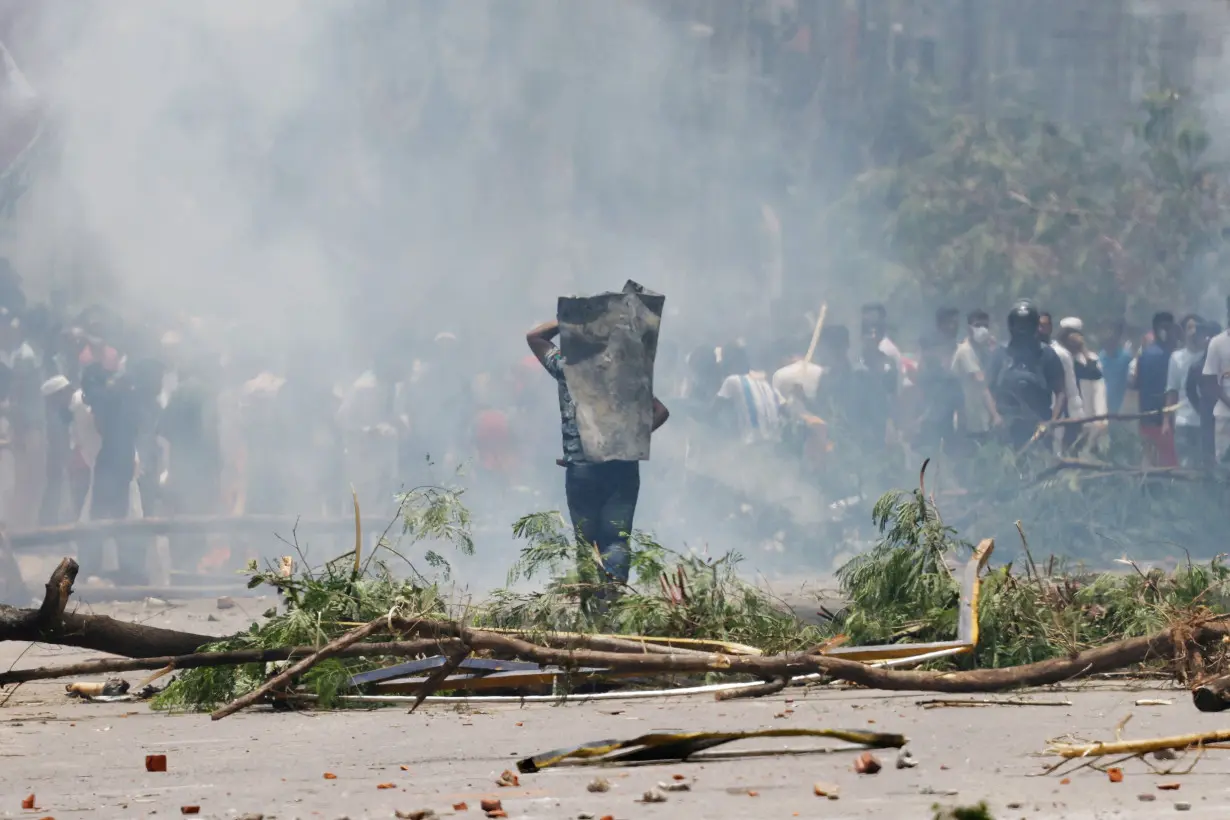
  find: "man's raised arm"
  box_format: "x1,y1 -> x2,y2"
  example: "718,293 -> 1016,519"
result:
526,319 -> 560,365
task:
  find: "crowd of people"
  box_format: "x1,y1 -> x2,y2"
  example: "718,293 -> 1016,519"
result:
1,244 -> 1227,587
680,296 -> 1230,484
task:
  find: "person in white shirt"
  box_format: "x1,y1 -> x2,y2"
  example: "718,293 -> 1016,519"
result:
1040,312 -> 1082,453
950,310 -> 1001,438
715,344 -> 785,445
1165,313 -> 1206,466
1201,298 -> 1230,468
1060,316 -> 1108,454
771,354 -> 822,410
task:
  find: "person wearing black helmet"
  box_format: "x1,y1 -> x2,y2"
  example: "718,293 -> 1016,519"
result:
988,300 -> 1066,448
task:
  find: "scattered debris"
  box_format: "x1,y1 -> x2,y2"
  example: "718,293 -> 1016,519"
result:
376,782 -> 396,790
322,772 -> 337,780
916,697 -> 1072,709
746,790 -> 760,797
1139,794 -> 1156,802
496,770 -> 520,788
658,780 -> 690,792
586,778 -> 611,793
1175,801 -> 1192,811
1108,768 -> 1124,783
394,811 -> 437,820
216,596 -> 236,610
65,679 -> 129,699
479,799 -> 502,813
1134,699 -> 1172,707
854,752 -> 882,774
180,807 -> 200,816
639,788 -> 668,803
1158,783 -> 1181,791
21,795 -> 35,809
452,804 -> 468,812
517,728 -> 905,772
896,749 -> 919,769
487,811 -> 508,819
145,754 -> 167,773
813,782 -> 840,799
920,786 -> 960,796
238,815 -> 264,820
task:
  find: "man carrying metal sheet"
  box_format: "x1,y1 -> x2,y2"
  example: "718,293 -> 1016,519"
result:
526,282 -> 670,598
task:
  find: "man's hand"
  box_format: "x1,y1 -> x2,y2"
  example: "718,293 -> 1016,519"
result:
651,397 -> 670,432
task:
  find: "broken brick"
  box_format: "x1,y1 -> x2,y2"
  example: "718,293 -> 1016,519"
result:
854,752 -> 882,775
145,755 -> 167,773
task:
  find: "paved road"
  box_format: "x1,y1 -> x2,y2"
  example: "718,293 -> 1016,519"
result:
1,598 -> 1224,819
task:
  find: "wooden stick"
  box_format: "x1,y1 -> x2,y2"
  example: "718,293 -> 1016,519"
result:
1050,728 -> 1230,759
714,676 -> 787,701
916,697 -> 1072,709
0,638 -> 455,686
407,638 -> 471,713
211,617 -> 394,720
803,302 -> 828,365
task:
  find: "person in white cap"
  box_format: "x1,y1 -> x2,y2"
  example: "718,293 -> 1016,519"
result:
1039,312 -> 1083,454
37,375 -> 74,525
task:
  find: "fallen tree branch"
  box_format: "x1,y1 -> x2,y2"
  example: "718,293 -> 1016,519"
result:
0,558 -> 215,658
1049,728 -> 1230,759
211,616 -> 399,720
389,617 -> 1230,694
0,638 -> 456,687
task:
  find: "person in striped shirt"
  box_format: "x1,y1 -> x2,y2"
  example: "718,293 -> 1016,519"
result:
714,343 -> 785,445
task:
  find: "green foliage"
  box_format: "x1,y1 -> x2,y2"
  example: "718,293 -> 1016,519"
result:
836,78 -> 1230,321
836,480 -> 967,646
486,510 -> 825,654
933,802 -> 995,820
152,484 -> 472,711
835,475 -> 1230,671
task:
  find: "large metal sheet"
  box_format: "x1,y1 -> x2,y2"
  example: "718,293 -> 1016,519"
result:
558,280 -> 664,463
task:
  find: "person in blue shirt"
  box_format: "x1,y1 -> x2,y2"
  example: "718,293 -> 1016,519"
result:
1098,320 -> 1134,414
1134,311 -> 1177,467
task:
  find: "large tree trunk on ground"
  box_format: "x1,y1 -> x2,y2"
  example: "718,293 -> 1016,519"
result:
1193,674 -> 1230,712
0,557 -> 216,658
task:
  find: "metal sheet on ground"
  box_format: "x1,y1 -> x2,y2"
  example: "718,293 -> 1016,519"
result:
558,280 -> 664,463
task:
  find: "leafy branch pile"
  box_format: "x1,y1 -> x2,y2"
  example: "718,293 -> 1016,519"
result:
838,479 -> 1230,674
